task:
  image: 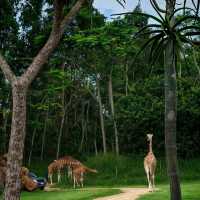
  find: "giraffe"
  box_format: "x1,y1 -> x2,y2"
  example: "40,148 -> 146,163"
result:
47,156 -> 82,184
72,165 -> 98,188
144,134 -> 157,191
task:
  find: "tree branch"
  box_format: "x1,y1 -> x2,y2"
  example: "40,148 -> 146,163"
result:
151,0 -> 166,13
0,54 -> 16,84
21,0 -> 86,86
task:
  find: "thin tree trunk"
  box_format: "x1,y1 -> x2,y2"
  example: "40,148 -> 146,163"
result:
41,107 -> 49,161
108,73 -> 119,155
165,1 -> 182,200
56,110 -> 65,159
125,63 -> 129,96
56,63 -> 65,159
28,125 -> 37,166
79,120 -> 86,152
96,77 -> 107,154
5,83 -> 27,200
94,121 -> 98,156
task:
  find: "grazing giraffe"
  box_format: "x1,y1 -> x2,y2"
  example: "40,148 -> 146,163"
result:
72,165 -> 98,188
144,134 -> 157,191
47,156 -> 82,184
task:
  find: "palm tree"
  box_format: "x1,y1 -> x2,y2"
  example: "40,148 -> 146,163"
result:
115,0 -> 200,199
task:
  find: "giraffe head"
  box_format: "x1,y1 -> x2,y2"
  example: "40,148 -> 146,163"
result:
147,134 -> 153,141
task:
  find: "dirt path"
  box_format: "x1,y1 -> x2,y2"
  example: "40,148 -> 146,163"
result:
94,188 -> 149,200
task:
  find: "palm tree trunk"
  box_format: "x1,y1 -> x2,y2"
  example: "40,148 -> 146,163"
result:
5,83 -> 27,200
165,39 -> 182,200
96,77 -> 107,154
165,1 -> 182,199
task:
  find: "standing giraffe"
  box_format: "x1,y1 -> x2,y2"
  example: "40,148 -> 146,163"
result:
144,134 -> 157,191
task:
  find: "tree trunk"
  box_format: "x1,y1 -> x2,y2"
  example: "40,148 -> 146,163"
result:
56,63 -> 65,159
108,74 -> 119,155
41,108 -> 49,161
28,125 -> 37,166
96,78 -> 107,154
165,39 -> 182,200
165,1 -> 182,200
79,104 -> 86,153
125,63 -> 129,96
5,82 -> 27,200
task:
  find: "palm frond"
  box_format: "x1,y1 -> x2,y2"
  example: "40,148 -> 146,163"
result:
169,7 -> 195,21
178,25 -> 200,33
134,24 -> 162,36
150,37 -> 167,65
149,0 -> 165,22
136,30 -> 163,38
173,16 -> 200,29
116,0 -> 126,8
184,31 -> 200,36
112,12 -> 163,24
135,33 -> 164,58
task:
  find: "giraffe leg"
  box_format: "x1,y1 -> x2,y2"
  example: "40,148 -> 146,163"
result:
145,166 -> 151,191
152,173 -> 155,190
68,166 -> 72,179
73,175 -> 76,189
49,174 -> 53,185
81,172 -> 84,188
58,170 -> 61,183
149,174 -> 153,192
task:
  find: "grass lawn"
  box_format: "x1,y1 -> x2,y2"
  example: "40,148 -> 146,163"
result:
21,188 -> 120,200
138,182 -> 200,200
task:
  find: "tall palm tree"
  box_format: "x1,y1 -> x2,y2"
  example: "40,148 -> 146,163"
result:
115,0 -> 200,199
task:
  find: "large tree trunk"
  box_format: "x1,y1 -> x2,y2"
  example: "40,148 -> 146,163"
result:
108,73 -> 119,155
165,1 -> 182,199
165,39 -> 182,200
5,82 -> 27,200
96,77 -> 107,154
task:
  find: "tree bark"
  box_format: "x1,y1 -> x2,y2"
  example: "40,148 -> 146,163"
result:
4,81 -> 27,200
165,1 -> 182,199
96,78 -> 107,154
108,74 -> 119,155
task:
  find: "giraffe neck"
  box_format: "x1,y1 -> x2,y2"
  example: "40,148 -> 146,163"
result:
149,139 -> 153,153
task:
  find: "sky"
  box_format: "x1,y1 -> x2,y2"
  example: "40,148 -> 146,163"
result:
93,0 -> 194,20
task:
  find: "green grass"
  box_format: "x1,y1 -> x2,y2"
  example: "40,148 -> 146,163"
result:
138,182 -> 200,200
21,188 -> 120,200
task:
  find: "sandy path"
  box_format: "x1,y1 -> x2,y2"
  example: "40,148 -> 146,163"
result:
94,188 -> 149,200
